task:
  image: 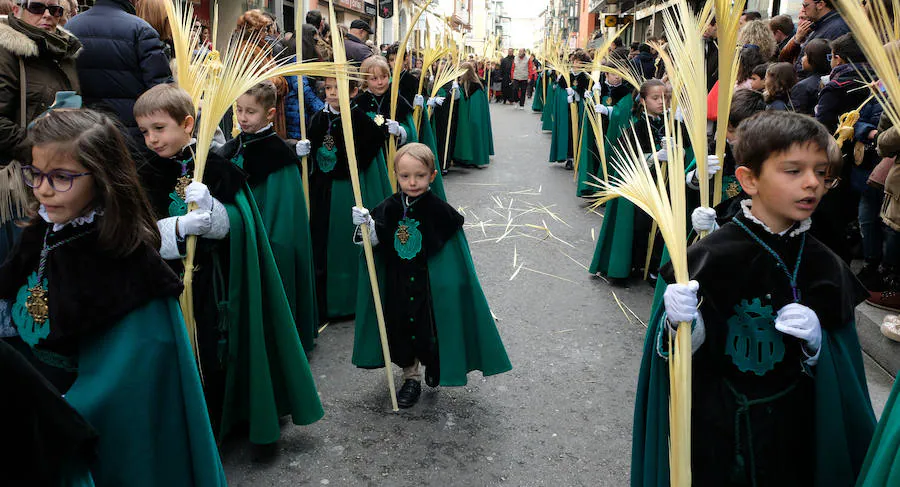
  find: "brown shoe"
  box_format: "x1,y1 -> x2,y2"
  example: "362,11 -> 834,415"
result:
866,290 -> 900,312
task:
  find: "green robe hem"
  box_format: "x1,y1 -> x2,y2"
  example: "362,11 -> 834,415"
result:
221,187 -> 324,445
351,231 -> 512,386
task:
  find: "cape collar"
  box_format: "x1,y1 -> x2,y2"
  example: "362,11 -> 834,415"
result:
39,205 -> 103,232
740,199 -> 811,237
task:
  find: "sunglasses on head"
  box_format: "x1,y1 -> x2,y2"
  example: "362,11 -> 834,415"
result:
23,1 -> 65,17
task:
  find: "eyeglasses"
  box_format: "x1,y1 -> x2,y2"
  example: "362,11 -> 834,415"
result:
23,1 -> 66,17
800,0 -> 820,9
22,165 -> 91,192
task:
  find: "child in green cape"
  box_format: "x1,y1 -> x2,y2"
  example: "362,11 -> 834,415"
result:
634,111 -> 875,486
135,84 -> 323,447
355,55 -> 448,199
307,75 -> 393,320
453,61 -> 495,168
0,108 -> 225,486
350,143 -> 511,408
216,80 -> 319,352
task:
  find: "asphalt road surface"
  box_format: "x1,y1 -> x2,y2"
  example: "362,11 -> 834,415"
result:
221,102 -> 895,486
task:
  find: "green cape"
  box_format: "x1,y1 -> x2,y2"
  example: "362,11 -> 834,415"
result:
403,111 -> 447,201
632,318 -> 876,486
352,231 -> 512,386
541,83 -> 556,131
548,85 -> 573,162
857,379 -> 900,486
453,86 -> 494,167
64,298 -> 226,487
220,187 -> 324,444
239,163 -> 319,352
531,72 -> 545,112
320,154 -> 394,319
575,102 -> 600,197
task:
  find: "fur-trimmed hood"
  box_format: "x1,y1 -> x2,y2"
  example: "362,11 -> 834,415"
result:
0,15 -> 80,59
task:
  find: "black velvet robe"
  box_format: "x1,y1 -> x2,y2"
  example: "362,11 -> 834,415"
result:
136,144 -> 245,429
307,106 -> 388,318
660,212 -> 868,486
370,191 -> 463,372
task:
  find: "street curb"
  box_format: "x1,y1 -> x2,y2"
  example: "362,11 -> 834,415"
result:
856,302 -> 900,378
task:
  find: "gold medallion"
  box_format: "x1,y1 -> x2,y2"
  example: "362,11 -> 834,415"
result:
26,285 -> 49,325
175,175 -> 192,200
726,180 -> 741,198
374,114 -> 385,126
396,224 -> 410,244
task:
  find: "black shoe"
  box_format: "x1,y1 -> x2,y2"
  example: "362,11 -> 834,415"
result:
564,159 -> 574,170
396,379 -> 421,408
857,263 -> 886,292
441,169 -> 449,176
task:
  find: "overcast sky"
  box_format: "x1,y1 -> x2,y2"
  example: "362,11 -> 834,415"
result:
507,0 -> 547,18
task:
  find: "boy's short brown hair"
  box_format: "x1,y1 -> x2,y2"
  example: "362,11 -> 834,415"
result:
395,142 -> 435,172
734,111 -> 839,175
134,83 -> 195,123
243,80 -> 278,110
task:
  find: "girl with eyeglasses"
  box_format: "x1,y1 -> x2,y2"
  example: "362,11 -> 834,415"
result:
0,109 -> 227,486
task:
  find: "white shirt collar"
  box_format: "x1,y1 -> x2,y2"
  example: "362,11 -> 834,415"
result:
740,199 -> 811,237
324,104 -> 340,114
39,205 -> 104,232
241,123 -> 274,135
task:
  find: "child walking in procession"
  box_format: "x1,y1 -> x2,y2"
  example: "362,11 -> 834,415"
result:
216,80 -> 319,352
0,108 -> 226,486
632,111 -> 876,486
307,75 -> 393,321
351,143 -> 511,408
134,84 -> 323,447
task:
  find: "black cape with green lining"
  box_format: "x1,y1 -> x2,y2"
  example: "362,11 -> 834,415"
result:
352,190 -> 512,386
308,105 -> 394,320
217,127 -> 319,352
140,147 -> 324,445
631,211 -> 876,487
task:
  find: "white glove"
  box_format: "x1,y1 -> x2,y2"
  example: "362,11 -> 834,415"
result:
413,94 -> 425,108
427,96 -> 446,108
691,207 -> 719,233
452,81 -> 460,100
352,206 -> 373,226
566,87 -> 575,97
296,139 -> 311,157
177,210 -> 212,238
674,106 -> 684,122
592,83 -> 602,93
664,280 -> 700,324
775,303 -> 822,363
351,206 -> 379,246
184,181 -> 213,211
705,155 -> 721,177
567,94 -> 574,104
594,103 -> 610,116
583,90 -> 591,101
386,119 -> 408,145
655,147 -> 668,162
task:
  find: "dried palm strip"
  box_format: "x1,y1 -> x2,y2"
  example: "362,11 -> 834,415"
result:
653,0 -> 709,230
387,1 -> 433,191
834,0 -> 900,132
328,3 -> 398,411
413,40 -> 451,132
296,2 -> 310,216
595,108 -> 691,486
178,15 -> 349,356
582,27 -> 628,183
711,0 -> 745,206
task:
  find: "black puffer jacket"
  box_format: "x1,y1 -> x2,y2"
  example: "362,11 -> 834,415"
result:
65,0 -> 172,139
